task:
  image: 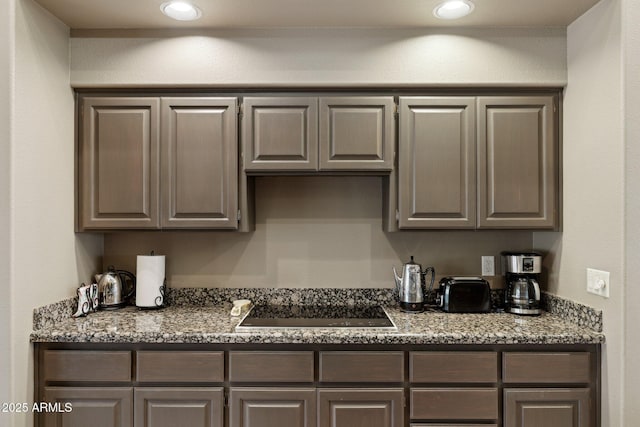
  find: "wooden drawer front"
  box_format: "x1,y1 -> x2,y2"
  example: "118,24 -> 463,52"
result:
411,425 -> 497,427
43,350 -> 131,382
319,352 -> 404,383
503,352 -> 591,383
229,351 -> 314,383
410,388 -> 499,420
410,352 -> 498,383
137,351 -> 224,382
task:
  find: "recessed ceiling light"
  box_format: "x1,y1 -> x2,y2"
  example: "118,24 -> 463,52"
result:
433,0 -> 475,20
160,1 -> 202,21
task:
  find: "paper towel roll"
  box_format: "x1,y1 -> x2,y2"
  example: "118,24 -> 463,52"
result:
136,255 -> 166,308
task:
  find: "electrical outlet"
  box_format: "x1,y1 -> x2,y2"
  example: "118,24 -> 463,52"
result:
482,256 -> 495,276
587,268 -> 610,298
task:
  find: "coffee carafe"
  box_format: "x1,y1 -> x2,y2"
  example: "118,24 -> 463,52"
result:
502,252 -> 542,315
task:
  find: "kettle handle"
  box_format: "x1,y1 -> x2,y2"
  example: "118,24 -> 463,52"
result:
421,266 -> 436,302
117,270 -> 136,302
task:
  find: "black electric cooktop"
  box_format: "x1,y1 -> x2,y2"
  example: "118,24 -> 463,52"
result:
235,304 -> 396,331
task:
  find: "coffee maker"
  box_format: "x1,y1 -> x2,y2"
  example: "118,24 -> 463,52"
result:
502,252 -> 542,315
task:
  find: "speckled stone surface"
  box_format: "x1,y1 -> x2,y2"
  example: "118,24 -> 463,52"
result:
31,290 -> 604,345
542,292 -> 603,332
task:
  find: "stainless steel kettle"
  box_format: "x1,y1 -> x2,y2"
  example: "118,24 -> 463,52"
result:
393,256 -> 435,312
95,266 -> 136,309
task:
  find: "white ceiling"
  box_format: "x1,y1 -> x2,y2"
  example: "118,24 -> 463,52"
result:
34,0 -> 600,30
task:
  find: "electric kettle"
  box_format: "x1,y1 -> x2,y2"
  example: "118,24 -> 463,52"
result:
95,266 -> 136,309
393,256 -> 435,312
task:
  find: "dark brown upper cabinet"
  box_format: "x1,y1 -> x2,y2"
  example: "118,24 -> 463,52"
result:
242,96 -> 394,173
319,97 -> 394,171
161,98 -> 238,229
242,97 -> 319,172
477,96 -> 558,229
79,97 -> 160,230
398,94 -> 558,230
398,97 -> 476,229
78,96 -> 239,231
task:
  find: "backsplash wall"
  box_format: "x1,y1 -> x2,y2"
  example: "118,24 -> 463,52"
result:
104,176 -> 533,289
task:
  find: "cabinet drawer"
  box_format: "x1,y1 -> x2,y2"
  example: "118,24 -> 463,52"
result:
411,425 -> 497,427
319,351 -> 404,383
229,351 -> 314,382
503,352 -> 591,383
410,352 -> 498,383
136,351 -> 224,382
410,388 -> 499,420
43,350 -> 131,382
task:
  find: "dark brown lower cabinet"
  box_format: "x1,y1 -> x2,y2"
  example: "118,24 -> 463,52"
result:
35,345 -> 600,427
43,387 -> 133,427
317,389 -> 404,427
134,387 -> 224,427
504,388 -> 591,427
229,388 -> 316,427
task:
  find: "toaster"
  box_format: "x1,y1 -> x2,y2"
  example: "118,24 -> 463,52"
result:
437,277 -> 492,313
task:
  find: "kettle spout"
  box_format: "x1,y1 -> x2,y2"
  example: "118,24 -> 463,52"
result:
392,267 -> 402,291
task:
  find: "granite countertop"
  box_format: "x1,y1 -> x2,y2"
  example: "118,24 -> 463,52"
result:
30,303 -> 605,345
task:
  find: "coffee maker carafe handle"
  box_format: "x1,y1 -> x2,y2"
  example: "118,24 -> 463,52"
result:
529,278 -> 541,301
421,266 -> 436,302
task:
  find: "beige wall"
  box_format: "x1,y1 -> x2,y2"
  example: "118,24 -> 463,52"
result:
105,177 -> 533,288
69,27 -> 567,87
0,0 -> 13,416
623,0 -> 640,423
9,1 -> 102,425
533,0 -> 625,425
80,27 -> 562,288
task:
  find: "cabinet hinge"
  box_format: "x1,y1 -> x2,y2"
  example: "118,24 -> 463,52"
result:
224,391 -> 229,407
394,104 -> 399,117
239,103 -> 243,116
395,209 -> 400,221
237,209 -> 241,221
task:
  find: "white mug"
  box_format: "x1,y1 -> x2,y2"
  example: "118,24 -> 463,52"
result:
230,299 -> 252,316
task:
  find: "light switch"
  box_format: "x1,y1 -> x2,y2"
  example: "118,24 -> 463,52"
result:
586,268 -> 610,298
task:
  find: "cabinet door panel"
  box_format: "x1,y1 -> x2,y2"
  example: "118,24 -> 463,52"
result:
319,97 -> 394,171
318,388 -> 403,427
504,388 -> 591,427
161,98 -> 238,228
243,97 -> 318,171
478,96 -> 557,228
134,387 -> 223,427
398,97 -> 476,228
80,97 -> 160,229
229,388 -> 316,427
44,387 -> 132,427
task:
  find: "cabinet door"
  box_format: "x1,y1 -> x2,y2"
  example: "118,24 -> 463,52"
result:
243,97 -> 318,171
161,98 -> 238,229
319,97 -> 394,171
229,388 -> 316,427
398,97 -> 476,228
79,97 -> 160,229
317,388 -> 404,427
134,387 -> 223,427
504,388 -> 591,427
477,96 -> 557,229
43,387 -> 133,427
